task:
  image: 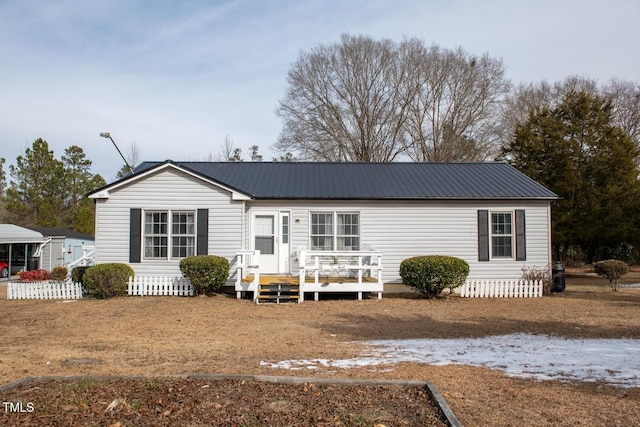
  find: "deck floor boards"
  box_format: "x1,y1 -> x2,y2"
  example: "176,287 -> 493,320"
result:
242,275 -> 378,286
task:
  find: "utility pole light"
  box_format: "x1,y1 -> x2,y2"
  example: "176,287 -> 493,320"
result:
100,132 -> 135,175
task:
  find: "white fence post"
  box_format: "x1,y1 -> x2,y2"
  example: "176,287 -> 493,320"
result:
461,279 -> 543,298
7,281 -> 83,300
126,276 -> 194,297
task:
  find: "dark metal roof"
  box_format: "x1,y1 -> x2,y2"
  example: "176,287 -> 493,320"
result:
130,161 -> 558,200
29,227 -> 95,240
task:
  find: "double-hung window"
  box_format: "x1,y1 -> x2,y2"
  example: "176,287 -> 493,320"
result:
337,213 -> 359,250
171,211 -> 195,258
143,210 -> 195,259
490,212 -> 513,258
311,213 -> 333,250
310,212 -> 360,251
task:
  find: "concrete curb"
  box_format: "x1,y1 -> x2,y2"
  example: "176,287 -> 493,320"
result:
0,374 -> 462,426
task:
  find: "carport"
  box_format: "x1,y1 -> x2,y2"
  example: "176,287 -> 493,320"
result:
0,224 -> 45,277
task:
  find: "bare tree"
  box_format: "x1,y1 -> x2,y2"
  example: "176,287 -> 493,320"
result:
115,141 -> 142,179
213,134 -> 236,161
275,34 -> 413,162
276,35 -> 510,163
125,141 -> 141,168
603,78 -> 640,146
500,77 -> 598,139
403,44 -> 511,162
499,76 -> 640,156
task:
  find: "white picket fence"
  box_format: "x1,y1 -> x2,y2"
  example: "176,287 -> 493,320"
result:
127,276 -> 193,296
7,281 -> 83,300
460,279 -> 543,298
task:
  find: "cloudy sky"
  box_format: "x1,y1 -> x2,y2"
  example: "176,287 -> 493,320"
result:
1,0 -> 638,182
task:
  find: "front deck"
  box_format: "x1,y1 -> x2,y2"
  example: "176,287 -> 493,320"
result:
240,274 -> 381,302
235,250 -> 384,303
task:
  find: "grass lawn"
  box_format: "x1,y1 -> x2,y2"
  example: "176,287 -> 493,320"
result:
0,269 -> 639,426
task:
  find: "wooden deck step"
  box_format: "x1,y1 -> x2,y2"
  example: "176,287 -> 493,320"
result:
256,283 -> 300,304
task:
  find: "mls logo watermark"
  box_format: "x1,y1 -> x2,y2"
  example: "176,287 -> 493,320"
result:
3,401 -> 35,413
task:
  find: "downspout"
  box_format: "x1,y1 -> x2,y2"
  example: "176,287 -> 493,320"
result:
33,238 -> 52,257
241,200 -> 246,249
34,238 -> 52,270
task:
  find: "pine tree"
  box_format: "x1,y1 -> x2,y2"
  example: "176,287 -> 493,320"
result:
5,139 -> 66,227
501,91 -> 640,261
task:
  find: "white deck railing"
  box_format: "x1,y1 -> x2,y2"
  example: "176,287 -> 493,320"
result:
460,279 -> 543,298
234,250 -> 261,300
127,275 -> 193,296
7,280 -> 83,300
65,246 -> 96,280
298,250 -> 384,302
66,246 -> 96,269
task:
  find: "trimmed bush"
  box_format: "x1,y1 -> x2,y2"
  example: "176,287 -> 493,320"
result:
179,255 -> 230,295
71,266 -> 90,285
399,255 -> 470,298
83,263 -> 135,299
18,269 -> 52,281
51,266 -> 68,281
593,259 -> 629,291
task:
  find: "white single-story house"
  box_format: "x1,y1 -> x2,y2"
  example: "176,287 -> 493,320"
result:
88,161 -> 558,299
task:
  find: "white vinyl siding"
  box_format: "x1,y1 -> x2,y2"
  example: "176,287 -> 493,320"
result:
93,168 -> 243,277
245,200 -> 551,283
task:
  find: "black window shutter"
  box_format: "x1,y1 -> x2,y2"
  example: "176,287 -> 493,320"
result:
129,209 -> 141,263
478,210 -> 489,262
197,209 -> 209,255
515,210 -> 526,261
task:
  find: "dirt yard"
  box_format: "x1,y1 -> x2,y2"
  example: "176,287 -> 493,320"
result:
0,270 -> 639,426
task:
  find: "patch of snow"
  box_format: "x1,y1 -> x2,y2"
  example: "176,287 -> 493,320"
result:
619,283 -> 640,288
261,333 -> 640,388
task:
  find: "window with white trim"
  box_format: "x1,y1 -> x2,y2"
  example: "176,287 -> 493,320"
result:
143,210 -> 195,259
337,213 -> 359,250
310,212 -> 360,250
171,211 -> 195,258
491,212 -> 513,258
311,213 -> 333,250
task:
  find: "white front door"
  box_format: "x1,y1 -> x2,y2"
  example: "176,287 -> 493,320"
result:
253,212 -> 278,273
252,211 -> 290,274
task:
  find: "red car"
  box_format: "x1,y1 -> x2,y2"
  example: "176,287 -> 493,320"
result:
0,261 -> 8,278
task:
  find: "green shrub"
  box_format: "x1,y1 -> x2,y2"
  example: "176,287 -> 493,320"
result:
51,266 -> 68,281
399,255 -> 470,298
593,259 -> 629,291
179,255 -> 230,295
71,266 -> 90,285
83,263 -> 135,299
